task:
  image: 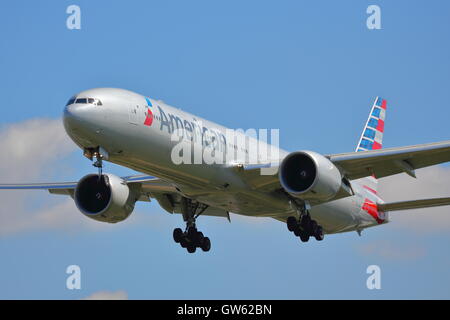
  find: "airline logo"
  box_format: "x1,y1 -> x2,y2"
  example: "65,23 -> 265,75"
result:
144,97 -> 154,127
358,97 -> 387,152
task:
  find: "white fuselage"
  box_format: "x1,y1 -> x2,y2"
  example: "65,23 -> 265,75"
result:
63,88 -> 388,234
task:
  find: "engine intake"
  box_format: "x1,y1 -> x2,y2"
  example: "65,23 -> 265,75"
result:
74,173 -> 137,223
279,151 -> 343,201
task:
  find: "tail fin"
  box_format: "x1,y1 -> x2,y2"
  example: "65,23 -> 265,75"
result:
356,97 -> 387,152
355,97 -> 387,193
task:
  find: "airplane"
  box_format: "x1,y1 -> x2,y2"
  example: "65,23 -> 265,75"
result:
1,88 -> 450,253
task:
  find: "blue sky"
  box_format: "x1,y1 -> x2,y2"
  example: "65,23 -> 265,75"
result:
0,0 -> 450,299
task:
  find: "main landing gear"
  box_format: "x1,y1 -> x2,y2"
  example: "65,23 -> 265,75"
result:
287,202 -> 324,243
173,198 -> 211,253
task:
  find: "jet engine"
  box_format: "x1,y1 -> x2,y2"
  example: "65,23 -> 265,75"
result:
279,151 -> 345,202
74,173 -> 138,223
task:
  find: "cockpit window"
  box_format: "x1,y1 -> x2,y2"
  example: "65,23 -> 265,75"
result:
72,97 -> 102,105
66,97 -> 76,106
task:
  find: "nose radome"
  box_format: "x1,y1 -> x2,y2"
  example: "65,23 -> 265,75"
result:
64,102 -> 87,124
63,96 -> 98,134
64,104 -> 82,137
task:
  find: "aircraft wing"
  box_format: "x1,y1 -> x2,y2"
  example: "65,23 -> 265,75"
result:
0,175 -> 175,198
378,197 -> 450,212
238,140 -> 450,195
328,140 -> 450,180
0,182 -> 78,196
0,174 -> 230,218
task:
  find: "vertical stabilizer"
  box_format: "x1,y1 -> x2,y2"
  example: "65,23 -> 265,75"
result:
355,97 -> 387,193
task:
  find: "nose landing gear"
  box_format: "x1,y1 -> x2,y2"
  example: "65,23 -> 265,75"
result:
83,147 -> 108,179
93,153 -> 103,178
173,198 -> 211,253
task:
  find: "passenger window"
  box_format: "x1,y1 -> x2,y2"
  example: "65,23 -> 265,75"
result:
75,98 -> 87,104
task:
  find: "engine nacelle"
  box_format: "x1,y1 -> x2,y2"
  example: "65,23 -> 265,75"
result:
279,151 -> 343,202
74,173 -> 138,223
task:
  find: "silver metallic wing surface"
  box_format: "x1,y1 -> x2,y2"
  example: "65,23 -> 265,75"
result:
238,163 -> 281,191
0,182 -> 78,196
378,197 -> 450,212
0,175 -> 230,218
328,140 -> 450,180
0,175 -> 175,198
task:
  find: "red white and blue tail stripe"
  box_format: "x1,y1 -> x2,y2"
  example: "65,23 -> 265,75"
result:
355,97 -> 387,191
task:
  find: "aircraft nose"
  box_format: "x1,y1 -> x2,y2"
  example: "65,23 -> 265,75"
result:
63,93 -> 108,148
63,97 -> 99,135
64,102 -> 87,128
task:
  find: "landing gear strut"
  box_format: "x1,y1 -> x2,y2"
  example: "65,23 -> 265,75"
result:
286,201 -> 324,242
84,147 -> 107,179
173,198 -> 211,253
93,152 -> 103,178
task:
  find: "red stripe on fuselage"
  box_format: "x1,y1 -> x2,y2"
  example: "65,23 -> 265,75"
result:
363,185 -> 378,195
362,198 -> 384,224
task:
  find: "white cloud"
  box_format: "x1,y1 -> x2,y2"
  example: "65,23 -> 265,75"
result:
0,118 -> 149,236
379,166 -> 450,233
0,118 -> 75,181
82,290 -> 128,300
356,240 -> 426,261
0,118 -> 80,236
0,197 -> 119,237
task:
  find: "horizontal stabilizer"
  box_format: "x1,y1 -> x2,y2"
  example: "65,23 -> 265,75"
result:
378,197 -> 450,212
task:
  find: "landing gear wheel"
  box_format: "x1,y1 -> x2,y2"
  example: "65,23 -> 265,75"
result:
301,215 -> 311,229
299,232 -> 310,243
309,220 -> 318,235
314,226 -> 324,241
187,245 -> 196,253
201,237 -> 211,252
173,228 -> 183,243
187,226 -> 197,239
287,216 -> 298,232
180,237 -> 188,248
195,232 -> 204,247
